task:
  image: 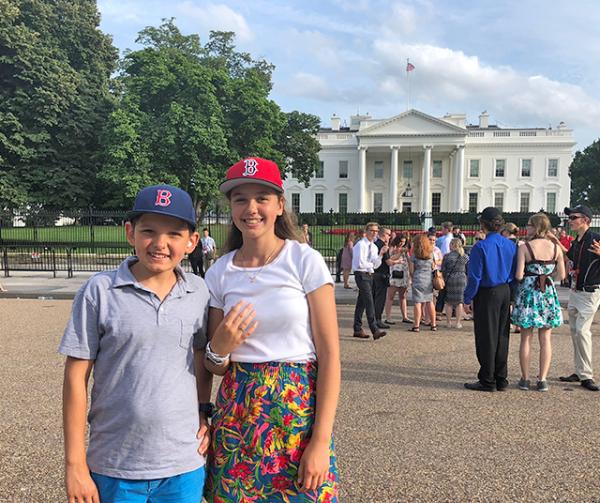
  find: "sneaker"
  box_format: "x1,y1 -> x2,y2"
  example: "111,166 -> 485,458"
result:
518,378 -> 530,390
536,380 -> 549,392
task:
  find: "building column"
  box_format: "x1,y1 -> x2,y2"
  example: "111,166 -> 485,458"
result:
455,145 -> 465,211
448,149 -> 455,211
421,145 -> 432,213
358,146 -> 367,212
390,146 -> 399,211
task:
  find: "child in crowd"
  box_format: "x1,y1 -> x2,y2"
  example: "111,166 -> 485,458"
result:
203,158 -> 340,501
384,234 -> 412,324
60,185 -> 212,503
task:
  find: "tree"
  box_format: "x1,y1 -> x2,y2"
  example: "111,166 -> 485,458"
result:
569,139 -> 600,211
0,0 -> 118,210
99,22 -> 322,215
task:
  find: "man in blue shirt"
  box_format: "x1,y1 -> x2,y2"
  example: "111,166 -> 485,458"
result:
463,207 -> 517,392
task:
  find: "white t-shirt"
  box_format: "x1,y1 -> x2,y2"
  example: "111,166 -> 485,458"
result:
204,239 -> 333,363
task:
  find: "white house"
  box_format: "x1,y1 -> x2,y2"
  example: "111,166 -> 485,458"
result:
283,109 -> 575,214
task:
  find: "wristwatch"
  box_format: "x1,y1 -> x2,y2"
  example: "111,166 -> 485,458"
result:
205,340 -> 230,366
198,402 -> 215,418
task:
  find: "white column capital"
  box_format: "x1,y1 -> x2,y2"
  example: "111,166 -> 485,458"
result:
457,144 -> 465,151
423,144 -> 433,150
390,145 -> 400,151
358,145 -> 368,151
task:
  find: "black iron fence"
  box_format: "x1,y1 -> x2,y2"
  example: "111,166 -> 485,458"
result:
0,208 -> 578,277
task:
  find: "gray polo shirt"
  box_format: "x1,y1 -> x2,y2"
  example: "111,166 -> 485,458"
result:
59,257 -> 210,479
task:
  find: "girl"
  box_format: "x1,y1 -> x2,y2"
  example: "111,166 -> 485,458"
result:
203,157 -> 340,501
384,234 -> 412,324
341,232 -> 355,289
441,238 -> 469,328
408,234 -> 436,332
511,213 -> 565,392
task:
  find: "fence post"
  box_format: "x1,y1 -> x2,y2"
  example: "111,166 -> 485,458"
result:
2,248 -> 9,277
67,248 -> 73,279
52,249 -> 57,278
89,206 -> 95,251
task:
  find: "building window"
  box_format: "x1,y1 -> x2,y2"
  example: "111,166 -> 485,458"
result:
494,192 -> 504,211
315,161 -> 324,179
338,193 -> 348,213
495,159 -> 506,178
521,159 -> 532,177
314,193 -> 324,213
432,193 -> 441,214
469,159 -> 480,178
548,159 -> 559,177
546,192 -> 557,213
519,193 -> 530,213
338,160 -> 348,178
373,192 -> 383,212
468,192 -> 478,213
432,160 -> 442,178
374,161 -> 384,179
402,202 -> 412,213
291,193 -> 300,214
403,160 -> 413,179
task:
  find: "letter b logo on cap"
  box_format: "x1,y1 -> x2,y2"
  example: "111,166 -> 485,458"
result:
155,189 -> 172,207
242,159 -> 258,177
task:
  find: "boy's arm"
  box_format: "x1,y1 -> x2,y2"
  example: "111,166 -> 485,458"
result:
63,356 -> 99,503
194,349 -> 213,456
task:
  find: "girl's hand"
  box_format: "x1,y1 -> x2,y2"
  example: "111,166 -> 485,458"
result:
297,439 -> 331,492
210,301 -> 258,355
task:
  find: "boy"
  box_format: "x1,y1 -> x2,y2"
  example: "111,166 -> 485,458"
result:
60,184 -> 213,502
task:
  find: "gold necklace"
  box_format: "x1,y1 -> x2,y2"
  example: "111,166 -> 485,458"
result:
238,243 -> 281,283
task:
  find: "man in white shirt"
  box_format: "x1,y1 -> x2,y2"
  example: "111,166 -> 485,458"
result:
352,222 -> 387,340
201,228 -> 217,270
435,221 -> 454,256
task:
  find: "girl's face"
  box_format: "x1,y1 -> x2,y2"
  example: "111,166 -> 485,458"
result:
229,183 -> 283,240
526,222 -> 535,237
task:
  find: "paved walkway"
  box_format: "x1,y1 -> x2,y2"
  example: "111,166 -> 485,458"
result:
0,270 -> 573,306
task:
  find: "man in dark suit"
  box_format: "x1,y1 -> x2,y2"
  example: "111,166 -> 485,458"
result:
373,227 -> 392,329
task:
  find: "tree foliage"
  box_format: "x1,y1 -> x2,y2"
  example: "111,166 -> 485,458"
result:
569,139 -> 600,211
99,21 -> 320,215
0,0 -> 118,210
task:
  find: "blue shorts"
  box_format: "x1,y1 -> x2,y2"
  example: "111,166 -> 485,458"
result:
91,466 -> 205,503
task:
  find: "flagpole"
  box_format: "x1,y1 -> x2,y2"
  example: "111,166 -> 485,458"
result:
406,58 -> 410,111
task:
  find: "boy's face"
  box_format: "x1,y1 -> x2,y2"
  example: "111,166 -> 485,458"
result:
125,213 -> 199,276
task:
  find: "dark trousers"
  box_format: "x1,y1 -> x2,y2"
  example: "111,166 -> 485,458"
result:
472,284 -> 511,388
189,256 -> 204,278
354,272 -> 378,334
373,273 -> 389,322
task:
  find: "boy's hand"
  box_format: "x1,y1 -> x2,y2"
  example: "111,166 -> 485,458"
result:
65,464 -> 99,503
210,301 -> 258,355
297,439 -> 330,493
197,416 -> 211,456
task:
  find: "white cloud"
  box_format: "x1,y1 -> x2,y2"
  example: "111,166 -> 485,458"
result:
98,0 -> 143,22
176,1 -> 253,42
371,39 -> 600,128
285,72 -> 335,101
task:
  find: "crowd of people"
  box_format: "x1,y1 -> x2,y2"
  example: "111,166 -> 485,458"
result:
347,208 -> 600,395
57,153 -> 600,502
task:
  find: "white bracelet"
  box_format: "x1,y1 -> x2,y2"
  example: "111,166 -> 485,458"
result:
205,340 -> 230,366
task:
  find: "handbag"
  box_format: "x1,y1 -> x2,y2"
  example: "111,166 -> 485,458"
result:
392,270 -> 404,279
432,269 -> 445,291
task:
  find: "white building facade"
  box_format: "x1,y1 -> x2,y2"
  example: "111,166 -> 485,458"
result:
284,109 -> 575,214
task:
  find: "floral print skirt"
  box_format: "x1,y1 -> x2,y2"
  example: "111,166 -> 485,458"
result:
205,361 -> 339,502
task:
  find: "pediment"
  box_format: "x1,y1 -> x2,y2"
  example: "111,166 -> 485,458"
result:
358,109 -> 467,137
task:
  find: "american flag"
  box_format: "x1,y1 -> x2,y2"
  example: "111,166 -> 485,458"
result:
406,61 -> 415,72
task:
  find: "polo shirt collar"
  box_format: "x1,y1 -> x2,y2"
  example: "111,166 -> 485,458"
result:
112,256 -> 198,293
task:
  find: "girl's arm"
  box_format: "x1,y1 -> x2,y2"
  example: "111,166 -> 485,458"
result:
63,357 -> 99,503
299,283 -> 340,493
553,247 -> 566,281
515,244 -> 526,281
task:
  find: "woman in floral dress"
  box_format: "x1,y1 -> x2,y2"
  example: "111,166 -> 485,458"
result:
512,213 -> 565,392
203,157 -> 340,502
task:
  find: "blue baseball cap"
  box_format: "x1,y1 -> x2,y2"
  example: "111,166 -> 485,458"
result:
126,184 -> 196,229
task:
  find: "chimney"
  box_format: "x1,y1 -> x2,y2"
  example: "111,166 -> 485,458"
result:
331,114 -> 341,131
478,111 -> 489,128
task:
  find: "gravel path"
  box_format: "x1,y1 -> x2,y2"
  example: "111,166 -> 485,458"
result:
1,299 -> 599,502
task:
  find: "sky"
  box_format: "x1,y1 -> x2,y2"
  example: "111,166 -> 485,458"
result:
97,0 -> 600,150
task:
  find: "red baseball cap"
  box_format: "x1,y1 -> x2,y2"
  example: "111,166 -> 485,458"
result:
219,157 -> 284,195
